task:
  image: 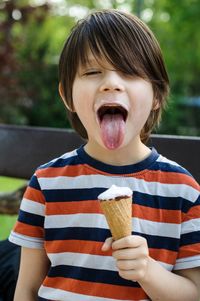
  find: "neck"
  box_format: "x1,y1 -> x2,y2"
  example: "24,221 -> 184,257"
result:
84,139 -> 151,166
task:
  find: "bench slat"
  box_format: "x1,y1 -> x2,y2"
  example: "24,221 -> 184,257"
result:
0,125 -> 199,183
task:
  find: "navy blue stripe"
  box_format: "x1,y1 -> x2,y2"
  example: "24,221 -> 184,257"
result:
36,145 -> 190,176
45,227 -> 179,252
149,161 -> 191,176
135,232 -> 180,252
38,298 -> 47,301
48,265 -> 139,288
39,154 -> 81,169
43,188 -> 105,202
77,146 -> 159,174
43,188 -> 190,212
29,175 -> 41,190
180,231 -> 200,246
19,210 -> 44,227
45,227 -> 110,242
134,191 -> 189,211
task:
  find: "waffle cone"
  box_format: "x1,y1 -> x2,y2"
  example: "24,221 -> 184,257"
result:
100,197 -> 132,240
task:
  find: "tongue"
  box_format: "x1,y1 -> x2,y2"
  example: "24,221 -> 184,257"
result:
100,113 -> 125,150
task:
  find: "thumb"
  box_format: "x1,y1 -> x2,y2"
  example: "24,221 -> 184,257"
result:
101,237 -> 113,252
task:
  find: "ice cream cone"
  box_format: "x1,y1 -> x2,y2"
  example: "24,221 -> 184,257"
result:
98,185 -> 133,240
100,196 -> 132,240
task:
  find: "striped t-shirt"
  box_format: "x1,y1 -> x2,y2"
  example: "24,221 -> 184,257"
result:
9,146 -> 200,301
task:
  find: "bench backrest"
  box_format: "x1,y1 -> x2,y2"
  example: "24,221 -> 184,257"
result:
0,124 -> 199,183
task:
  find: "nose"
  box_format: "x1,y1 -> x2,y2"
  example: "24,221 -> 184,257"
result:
99,71 -> 125,92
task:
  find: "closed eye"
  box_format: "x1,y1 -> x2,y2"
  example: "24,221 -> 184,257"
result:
84,70 -> 101,76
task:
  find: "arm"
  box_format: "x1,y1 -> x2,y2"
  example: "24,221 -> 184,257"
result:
139,257 -> 200,301
102,236 -> 200,301
14,247 -> 50,301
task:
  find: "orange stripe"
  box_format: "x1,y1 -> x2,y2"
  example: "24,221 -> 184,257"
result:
183,205 -> 200,221
45,241 -> 178,266
46,200 -> 102,215
13,221 -> 44,238
133,204 -> 183,224
24,187 -> 45,204
36,164 -> 200,190
149,248 -> 177,265
45,239 -> 112,256
43,277 -> 147,300
137,170 -> 200,189
46,201 -> 184,224
177,243 -> 200,259
36,164 -> 98,178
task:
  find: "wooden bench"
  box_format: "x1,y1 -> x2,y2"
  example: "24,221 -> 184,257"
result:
0,124 -> 199,213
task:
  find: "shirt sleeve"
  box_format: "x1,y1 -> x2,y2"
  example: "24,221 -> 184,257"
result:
9,173 -> 45,249
174,193 -> 200,270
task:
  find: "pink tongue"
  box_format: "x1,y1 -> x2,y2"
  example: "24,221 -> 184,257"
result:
100,113 -> 125,149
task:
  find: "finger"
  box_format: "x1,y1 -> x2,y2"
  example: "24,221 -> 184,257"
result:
118,268 -> 146,282
101,237 -> 113,252
112,248 -> 137,260
116,259 -> 136,270
116,258 -> 147,271
113,245 -> 149,260
112,235 -> 146,250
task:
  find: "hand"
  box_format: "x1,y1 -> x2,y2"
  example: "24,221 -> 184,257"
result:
102,235 -> 150,282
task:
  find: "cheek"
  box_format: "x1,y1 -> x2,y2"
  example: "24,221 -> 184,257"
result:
72,87 -> 91,128
129,90 -> 154,129
133,94 -> 154,117
72,81 -> 91,112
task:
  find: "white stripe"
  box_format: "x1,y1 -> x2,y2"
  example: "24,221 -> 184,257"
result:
158,261 -> 173,271
175,254 -> 200,264
38,174 -> 199,202
181,218 -> 200,234
9,231 -> 44,249
44,213 -> 180,239
156,155 -> 180,167
38,286 -> 149,301
48,252 -> 117,271
40,149 -> 78,167
20,198 -> 45,216
133,217 -> 180,238
55,149 -> 78,160
174,255 -> 200,270
48,252 -> 174,273
44,213 -> 107,229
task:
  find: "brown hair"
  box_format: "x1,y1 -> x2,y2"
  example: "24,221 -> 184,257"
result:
59,9 -> 169,143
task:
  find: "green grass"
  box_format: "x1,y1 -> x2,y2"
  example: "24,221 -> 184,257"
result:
0,176 -> 26,192
0,176 -> 26,240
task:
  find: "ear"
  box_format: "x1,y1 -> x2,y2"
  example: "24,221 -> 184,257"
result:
58,82 -> 75,112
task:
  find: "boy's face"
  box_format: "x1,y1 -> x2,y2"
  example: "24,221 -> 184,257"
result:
72,52 -> 155,157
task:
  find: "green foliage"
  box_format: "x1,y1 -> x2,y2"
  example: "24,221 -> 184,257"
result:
0,215 -> 17,240
0,176 -> 26,239
147,0 -> 200,96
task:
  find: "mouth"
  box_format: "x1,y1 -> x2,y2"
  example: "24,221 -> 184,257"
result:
97,104 -> 128,123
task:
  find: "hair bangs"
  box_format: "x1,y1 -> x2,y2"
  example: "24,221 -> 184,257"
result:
75,15 -> 146,79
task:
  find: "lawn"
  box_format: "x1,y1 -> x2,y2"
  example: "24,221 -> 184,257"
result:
0,176 -> 26,240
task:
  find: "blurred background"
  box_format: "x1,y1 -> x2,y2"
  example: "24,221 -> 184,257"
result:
1,0 -> 200,136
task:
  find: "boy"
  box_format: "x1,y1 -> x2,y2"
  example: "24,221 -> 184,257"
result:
9,9 -> 200,301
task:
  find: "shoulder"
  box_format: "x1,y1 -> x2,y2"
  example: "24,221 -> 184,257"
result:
154,152 -> 199,190
34,148 -> 81,177
148,152 -> 200,209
